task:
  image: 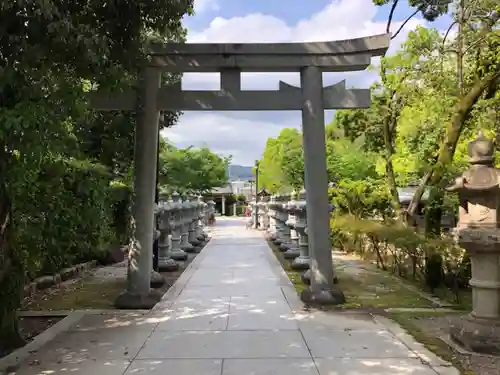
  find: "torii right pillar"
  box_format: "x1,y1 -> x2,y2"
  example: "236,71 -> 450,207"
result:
299,66 -> 345,305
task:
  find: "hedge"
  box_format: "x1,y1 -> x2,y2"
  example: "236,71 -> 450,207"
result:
11,157 -> 131,281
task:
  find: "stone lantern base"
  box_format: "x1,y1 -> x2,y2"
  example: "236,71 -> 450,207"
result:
300,287 -> 345,306
150,270 -> 166,288
291,255 -> 310,270
115,289 -> 162,310
450,314 -> 500,355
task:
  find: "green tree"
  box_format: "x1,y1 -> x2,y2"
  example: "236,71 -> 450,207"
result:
258,128 -> 304,192
159,141 -> 230,194
0,0 -> 193,351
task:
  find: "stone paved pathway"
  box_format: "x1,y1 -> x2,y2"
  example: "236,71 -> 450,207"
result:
9,218 -> 458,375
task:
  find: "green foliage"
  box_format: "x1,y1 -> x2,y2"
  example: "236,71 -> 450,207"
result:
0,0 -> 194,350
12,158 -> 115,278
258,128 -> 304,193
159,140 -> 230,194
260,1 -> 498,300
331,215 -> 468,289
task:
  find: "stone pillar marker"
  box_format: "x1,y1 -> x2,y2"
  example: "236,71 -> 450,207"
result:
222,196 -> 226,215
299,66 -> 345,305
447,132 -> 500,354
112,68 -> 163,308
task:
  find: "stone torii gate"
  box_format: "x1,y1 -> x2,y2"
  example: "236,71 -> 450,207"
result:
91,34 -> 390,308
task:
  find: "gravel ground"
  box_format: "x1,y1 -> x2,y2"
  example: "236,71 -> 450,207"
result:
411,314 -> 500,375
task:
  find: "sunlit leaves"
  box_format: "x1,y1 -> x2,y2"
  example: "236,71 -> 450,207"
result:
159,140 -> 230,194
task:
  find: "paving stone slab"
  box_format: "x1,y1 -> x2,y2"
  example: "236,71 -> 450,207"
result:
222,358 -> 319,375
24,328 -> 152,362
137,330 -> 310,359
179,285 -> 285,299
294,311 -> 386,332
154,304 -> 229,331
301,328 -> 416,359
9,359 -> 131,375
125,359 -> 222,375
314,358 -> 437,375
227,295 -> 297,330
69,313 -> 158,332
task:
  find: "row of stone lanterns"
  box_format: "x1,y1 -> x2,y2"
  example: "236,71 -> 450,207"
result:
155,192 -> 215,272
254,132 -> 500,356
261,190 -> 311,275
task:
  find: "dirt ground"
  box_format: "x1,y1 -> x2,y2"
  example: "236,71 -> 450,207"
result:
21,253 -> 197,311
0,317 -> 63,359
2,242 -> 206,361
388,312 -> 499,375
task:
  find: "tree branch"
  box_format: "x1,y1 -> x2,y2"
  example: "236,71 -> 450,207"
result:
442,20 -> 457,46
392,9 -> 420,40
386,0 -> 400,34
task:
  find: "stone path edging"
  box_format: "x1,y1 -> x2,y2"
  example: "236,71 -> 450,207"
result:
3,236 -> 215,373
148,236 -> 213,315
23,261 -> 98,298
0,312 -> 85,374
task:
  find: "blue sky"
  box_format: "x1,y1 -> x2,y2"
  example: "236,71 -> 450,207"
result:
164,0 -> 453,166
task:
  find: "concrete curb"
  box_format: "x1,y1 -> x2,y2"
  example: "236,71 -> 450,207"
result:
385,307 -> 458,313
18,309 -> 149,317
0,312 -> 85,373
261,232 -> 305,312
373,315 -> 457,371
148,237 -> 212,314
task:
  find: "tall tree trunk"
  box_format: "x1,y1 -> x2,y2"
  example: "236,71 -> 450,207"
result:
0,158 -> 25,354
424,187 -> 444,236
381,87 -> 403,219
405,69 -> 500,223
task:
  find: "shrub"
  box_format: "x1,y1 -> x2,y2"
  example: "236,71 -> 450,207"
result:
12,157 -> 119,280
331,214 -> 469,291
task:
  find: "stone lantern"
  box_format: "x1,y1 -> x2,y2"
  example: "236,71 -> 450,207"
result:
180,195 -> 196,253
157,197 -> 179,272
207,200 -> 216,225
446,132 -> 500,354
267,195 -> 277,240
284,191 -> 300,260
273,195 -> 286,246
278,194 -> 291,252
169,192 -> 188,261
196,196 -> 207,242
291,189 -> 309,270
187,195 -> 201,248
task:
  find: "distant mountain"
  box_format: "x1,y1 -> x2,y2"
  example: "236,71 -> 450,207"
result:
228,164 -> 254,181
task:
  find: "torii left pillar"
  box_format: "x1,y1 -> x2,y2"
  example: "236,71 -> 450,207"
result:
115,68 -> 164,309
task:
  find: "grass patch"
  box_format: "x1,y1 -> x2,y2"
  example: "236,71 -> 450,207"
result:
388,312 -> 478,375
268,240 -> 436,310
22,251 -> 199,311
335,266 -> 437,309
22,277 -> 128,311
431,286 -> 472,311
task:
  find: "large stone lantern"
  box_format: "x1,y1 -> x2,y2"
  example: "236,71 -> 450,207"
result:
157,197 -> 179,272
284,191 -> 300,260
447,132 -> 500,354
169,192 -> 188,261
180,195 -> 196,253
291,189 -> 309,270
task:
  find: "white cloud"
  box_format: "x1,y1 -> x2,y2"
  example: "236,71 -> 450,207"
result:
163,0 -> 427,165
194,0 -> 219,14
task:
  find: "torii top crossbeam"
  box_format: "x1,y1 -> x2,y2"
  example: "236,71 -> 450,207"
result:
90,34 -> 390,111
148,34 -> 390,72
